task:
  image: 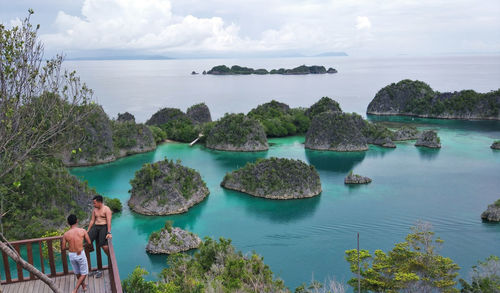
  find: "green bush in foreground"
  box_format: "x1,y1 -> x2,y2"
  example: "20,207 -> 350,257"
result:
345,222 -> 460,293
122,237 -> 287,292
459,255 -> 500,293
104,197 -> 122,213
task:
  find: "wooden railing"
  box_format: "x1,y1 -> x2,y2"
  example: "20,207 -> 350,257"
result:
1,236 -> 122,292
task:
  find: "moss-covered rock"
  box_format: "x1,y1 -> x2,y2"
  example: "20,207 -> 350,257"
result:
415,130 -> 441,148
112,121 -> 156,156
146,108 -> 187,126
361,122 -> 396,148
344,172 -> 372,184
0,159 -> 96,240
491,141 -> 500,150
305,112 -> 369,151
206,114 -> 268,151
61,105 -> 116,166
146,222 -> 201,254
305,97 -> 342,119
186,103 -> 212,124
128,159 -> 209,215
367,79 -> 500,120
221,157 -> 321,199
117,112 -> 135,123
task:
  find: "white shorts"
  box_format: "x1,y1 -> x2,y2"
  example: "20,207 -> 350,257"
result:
68,251 -> 88,275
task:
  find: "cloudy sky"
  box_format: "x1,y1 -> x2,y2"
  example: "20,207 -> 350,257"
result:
1,0 -> 500,58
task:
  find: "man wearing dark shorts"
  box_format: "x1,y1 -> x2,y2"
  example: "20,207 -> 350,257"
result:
87,195 -> 112,256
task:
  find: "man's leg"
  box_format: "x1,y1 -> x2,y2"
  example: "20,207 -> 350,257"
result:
101,245 -> 109,256
74,274 -> 86,293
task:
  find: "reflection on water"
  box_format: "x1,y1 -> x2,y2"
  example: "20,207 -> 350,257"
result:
417,146 -> 441,161
366,145 -> 396,158
305,149 -> 366,173
203,148 -> 268,170
223,189 -> 321,224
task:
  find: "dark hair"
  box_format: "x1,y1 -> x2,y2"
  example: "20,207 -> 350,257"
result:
67,214 -> 77,225
93,195 -> 103,203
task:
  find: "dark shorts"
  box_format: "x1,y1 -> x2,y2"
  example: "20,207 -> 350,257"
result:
89,224 -> 108,247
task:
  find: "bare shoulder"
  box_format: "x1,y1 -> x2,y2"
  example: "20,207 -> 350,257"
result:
104,205 -> 112,213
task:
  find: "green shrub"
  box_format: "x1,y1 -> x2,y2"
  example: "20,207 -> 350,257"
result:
495,199 -> 500,207
104,197 -> 122,213
148,125 -> 167,143
248,101 -> 310,137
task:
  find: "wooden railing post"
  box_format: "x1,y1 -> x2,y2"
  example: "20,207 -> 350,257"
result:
1,251 -> 11,283
107,239 -> 122,293
13,244 -> 23,281
26,243 -> 34,280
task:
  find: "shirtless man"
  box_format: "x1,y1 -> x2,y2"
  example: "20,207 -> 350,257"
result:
63,214 -> 91,293
87,195 -> 112,256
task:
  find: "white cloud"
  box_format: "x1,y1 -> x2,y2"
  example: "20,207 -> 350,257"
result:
34,0 -> 500,56
356,16 -> 371,30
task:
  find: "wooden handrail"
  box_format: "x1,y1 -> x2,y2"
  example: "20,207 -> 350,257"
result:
1,235 -> 122,292
107,239 -> 123,293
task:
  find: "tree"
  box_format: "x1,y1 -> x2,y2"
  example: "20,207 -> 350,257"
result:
345,221 -> 460,293
0,10 -> 95,293
459,255 -> 500,292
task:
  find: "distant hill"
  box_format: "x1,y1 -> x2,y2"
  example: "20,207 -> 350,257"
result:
68,55 -> 173,61
313,52 -> 348,57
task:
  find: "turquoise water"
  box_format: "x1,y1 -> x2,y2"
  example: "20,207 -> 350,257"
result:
70,117 -> 500,290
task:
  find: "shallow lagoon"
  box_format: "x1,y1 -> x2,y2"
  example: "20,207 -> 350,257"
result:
71,116 -> 500,290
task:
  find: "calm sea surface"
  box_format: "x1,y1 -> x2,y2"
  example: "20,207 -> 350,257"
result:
67,56 -> 500,290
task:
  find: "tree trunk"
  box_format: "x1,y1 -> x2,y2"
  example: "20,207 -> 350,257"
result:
0,241 -> 61,293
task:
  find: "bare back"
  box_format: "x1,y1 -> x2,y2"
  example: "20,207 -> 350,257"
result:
93,205 -> 112,225
63,228 -> 88,253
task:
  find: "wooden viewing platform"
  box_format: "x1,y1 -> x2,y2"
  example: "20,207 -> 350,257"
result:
1,236 -> 122,293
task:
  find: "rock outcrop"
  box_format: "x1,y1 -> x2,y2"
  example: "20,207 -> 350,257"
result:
146,224 -> 201,254
112,121 -> 156,157
206,114 -> 268,151
393,126 -> 420,141
146,108 -> 187,126
415,130 -> 441,148
344,173 -> 372,184
481,200 -> 500,222
128,159 -> 209,215
221,157 -> 321,199
491,141 -> 500,150
367,79 -> 500,120
117,112 -> 135,123
61,105 -> 116,166
305,112 -> 369,151
305,97 -> 342,119
361,123 -> 396,148
187,103 -> 212,124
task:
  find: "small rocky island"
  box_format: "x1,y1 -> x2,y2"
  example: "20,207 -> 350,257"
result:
481,199 -> 500,222
305,96 -> 342,119
367,79 -> 500,120
221,157 -> 321,199
415,130 -> 441,148
344,172 -> 372,184
128,159 -> 209,215
491,141 -> 500,150
305,111 -> 369,151
206,113 -> 268,151
146,221 -> 201,254
187,103 -> 212,124
204,65 -> 337,75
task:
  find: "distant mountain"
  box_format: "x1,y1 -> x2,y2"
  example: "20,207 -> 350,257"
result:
313,52 -> 348,57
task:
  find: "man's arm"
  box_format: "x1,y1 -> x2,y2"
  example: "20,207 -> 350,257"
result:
62,234 -> 69,251
87,209 -> 95,232
84,230 -> 91,245
105,207 -> 112,239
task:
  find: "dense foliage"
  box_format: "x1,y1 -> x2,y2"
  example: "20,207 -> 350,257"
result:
148,125 -> 168,144
206,113 -> 267,147
305,97 -> 342,119
247,100 -> 310,137
104,197 -> 122,213
0,158 -> 95,239
111,121 -> 155,150
160,116 -> 199,142
123,237 -> 287,292
345,222 -> 460,293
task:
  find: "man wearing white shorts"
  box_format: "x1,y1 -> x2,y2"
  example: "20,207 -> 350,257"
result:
63,214 -> 91,293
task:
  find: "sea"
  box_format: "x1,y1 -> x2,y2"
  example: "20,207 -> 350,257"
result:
63,55 -> 500,290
